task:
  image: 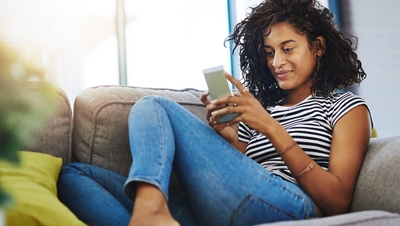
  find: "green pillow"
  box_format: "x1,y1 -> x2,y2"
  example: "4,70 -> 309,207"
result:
0,151 -> 86,226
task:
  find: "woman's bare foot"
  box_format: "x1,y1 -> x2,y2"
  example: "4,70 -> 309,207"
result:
128,183 -> 180,226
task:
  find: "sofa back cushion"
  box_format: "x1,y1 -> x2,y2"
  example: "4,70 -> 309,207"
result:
350,135 -> 400,214
22,87 -> 73,166
72,85 -> 206,176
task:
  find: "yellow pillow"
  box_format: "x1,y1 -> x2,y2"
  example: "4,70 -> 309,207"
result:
0,151 -> 86,226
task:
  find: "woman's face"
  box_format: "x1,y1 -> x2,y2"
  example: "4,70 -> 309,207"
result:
263,22 -> 320,95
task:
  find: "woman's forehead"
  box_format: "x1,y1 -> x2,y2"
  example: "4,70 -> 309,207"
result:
263,23 -> 305,44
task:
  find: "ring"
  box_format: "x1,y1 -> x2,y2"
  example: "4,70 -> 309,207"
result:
233,103 -> 238,107
242,88 -> 248,93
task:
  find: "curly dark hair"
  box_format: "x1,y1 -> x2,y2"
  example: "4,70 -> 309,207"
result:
225,0 -> 366,107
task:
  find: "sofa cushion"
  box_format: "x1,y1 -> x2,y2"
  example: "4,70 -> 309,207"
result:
1,151 -> 85,226
22,87 -> 73,166
349,135 -> 400,214
72,85 -> 206,176
256,210 -> 400,226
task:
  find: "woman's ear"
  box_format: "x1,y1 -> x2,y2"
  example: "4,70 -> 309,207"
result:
315,36 -> 326,57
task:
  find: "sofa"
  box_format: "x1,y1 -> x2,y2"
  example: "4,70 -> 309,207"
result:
13,85 -> 400,225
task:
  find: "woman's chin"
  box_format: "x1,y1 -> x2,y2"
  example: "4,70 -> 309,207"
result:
277,82 -> 292,90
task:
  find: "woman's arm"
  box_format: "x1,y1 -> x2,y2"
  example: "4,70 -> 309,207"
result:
232,100 -> 371,216
265,104 -> 371,216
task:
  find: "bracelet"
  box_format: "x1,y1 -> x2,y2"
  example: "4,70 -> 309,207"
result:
277,141 -> 297,155
295,159 -> 316,179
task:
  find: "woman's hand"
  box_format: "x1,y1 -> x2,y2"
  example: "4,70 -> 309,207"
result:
200,90 -> 239,144
208,73 -> 273,135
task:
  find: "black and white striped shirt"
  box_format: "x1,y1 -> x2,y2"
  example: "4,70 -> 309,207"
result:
238,91 -> 367,183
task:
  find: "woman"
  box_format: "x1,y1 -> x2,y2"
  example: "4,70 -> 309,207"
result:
57,0 -> 372,225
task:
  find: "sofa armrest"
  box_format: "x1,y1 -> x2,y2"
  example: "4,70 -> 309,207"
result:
22,86 -> 73,166
350,135 -> 400,214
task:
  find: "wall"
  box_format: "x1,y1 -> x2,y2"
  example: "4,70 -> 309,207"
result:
350,0 -> 400,137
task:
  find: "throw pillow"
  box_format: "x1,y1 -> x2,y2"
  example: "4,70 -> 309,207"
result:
0,151 -> 86,226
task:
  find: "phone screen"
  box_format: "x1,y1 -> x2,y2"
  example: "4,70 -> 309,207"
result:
202,65 -> 238,122
202,65 -> 233,100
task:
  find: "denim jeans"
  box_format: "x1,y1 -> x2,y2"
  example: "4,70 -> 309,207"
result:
58,95 -> 317,226
57,163 -> 198,226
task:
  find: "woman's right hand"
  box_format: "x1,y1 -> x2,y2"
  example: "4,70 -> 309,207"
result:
200,91 -> 239,144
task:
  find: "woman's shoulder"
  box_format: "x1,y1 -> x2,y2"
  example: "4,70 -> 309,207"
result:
329,91 -> 365,106
320,91 -> 369,126
306,91 -> 367,120
330,90 -> 362,98
312,90 -> 365,106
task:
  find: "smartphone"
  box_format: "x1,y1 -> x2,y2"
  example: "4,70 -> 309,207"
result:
202,65 -> 238,122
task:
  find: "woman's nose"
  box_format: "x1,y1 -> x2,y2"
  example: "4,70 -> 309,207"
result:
272,51 -> 286,68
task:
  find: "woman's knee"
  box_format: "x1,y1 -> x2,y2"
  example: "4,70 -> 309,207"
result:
60,162 -> 86,173
136,95 -> 173,107
59,163 -> 97,180
129,95 -> 178,119
136,95 -> 172,104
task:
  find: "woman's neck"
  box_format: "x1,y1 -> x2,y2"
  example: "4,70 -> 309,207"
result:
283,89 -> 312,107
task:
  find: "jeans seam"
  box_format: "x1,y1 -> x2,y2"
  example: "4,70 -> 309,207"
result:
246,166 -> 316,220
230,194 -> 297,226
264,173 -> 304,200
242,156 -> 303,200
155,97 -> 171,200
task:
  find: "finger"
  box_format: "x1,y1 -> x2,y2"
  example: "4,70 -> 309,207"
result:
224,72 -> 246,94
207,102 -> 227,121
209,117 -> 218,126
224,106 -> 242,125
210,112 -> 223,125
226,115 -> 242,126
208,119 -> 214,127
205,104 -> 213,121
200,91 -> 211,106
211,105 -> 240,123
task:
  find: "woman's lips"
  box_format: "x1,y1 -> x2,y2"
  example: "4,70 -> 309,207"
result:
275,70 -> 292,79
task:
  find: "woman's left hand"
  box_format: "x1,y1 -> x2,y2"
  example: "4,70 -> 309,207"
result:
209,73 -> 273,132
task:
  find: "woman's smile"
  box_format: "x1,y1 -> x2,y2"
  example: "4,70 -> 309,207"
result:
274,70 -> 292,80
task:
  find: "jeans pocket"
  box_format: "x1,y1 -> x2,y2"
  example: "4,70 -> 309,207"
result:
230,194 -> 296,226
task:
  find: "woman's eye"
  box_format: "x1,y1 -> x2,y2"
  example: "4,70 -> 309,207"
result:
283,47 -> 293,53
265,51 -> 274,57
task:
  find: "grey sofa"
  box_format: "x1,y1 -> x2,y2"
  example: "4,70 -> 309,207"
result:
27,85 -> 400,225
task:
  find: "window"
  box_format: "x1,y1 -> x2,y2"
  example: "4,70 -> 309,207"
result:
124,0 -> 231,90
0,0 -> 118,102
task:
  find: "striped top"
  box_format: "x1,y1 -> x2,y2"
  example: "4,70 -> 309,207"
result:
238,91 -> 367,184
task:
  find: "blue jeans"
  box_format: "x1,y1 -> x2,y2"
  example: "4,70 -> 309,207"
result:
57,163 -> 198,226
58,95 -> 317,226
